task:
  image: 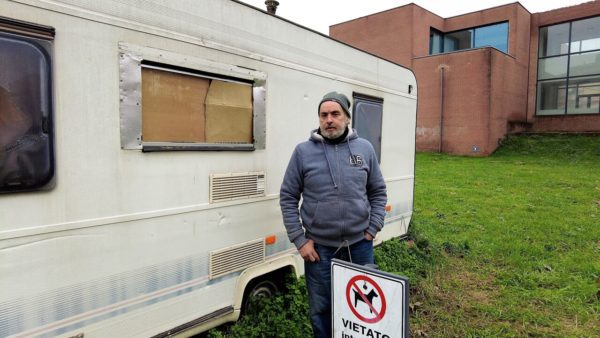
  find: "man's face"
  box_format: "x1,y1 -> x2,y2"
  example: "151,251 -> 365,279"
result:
319,101 -> 350,139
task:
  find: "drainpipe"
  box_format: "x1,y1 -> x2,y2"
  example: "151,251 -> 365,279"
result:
439,65 -> 445,153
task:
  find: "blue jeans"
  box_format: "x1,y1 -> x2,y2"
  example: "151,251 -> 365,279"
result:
304,238 -> 374,338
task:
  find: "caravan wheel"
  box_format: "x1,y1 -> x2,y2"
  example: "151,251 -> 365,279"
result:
242,279 -> 279,315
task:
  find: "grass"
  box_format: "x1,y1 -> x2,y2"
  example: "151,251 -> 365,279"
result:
207,134 -> 600,337
411,134 -> 600,337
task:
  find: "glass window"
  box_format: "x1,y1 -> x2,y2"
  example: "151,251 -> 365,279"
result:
537,79 -> 567,115
567,76 -> 600,114
570,16 -> 600,53
429,22 -> 508,55
538,55 -> 568,80
536,16 -> 600,115
352,95 -> 383,162
474,22 -> 508,53
444,30 -> 472,52
429,29 -> 442,54
539,23 -> 570,57
569,51 -> 600,77
0,31 -> 54,193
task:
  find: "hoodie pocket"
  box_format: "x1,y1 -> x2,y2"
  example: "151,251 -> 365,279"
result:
308,200 -> 341,238
313,200 -> 341,226
343,198 -> 370,231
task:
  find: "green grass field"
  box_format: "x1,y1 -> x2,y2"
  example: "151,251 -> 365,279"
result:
209,134 -> 600,337
411,134 -> 600,337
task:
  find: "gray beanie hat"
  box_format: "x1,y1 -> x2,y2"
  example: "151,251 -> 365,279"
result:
318,91 -> 351,118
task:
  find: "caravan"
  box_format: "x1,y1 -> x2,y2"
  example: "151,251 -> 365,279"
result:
0,0 -> 417,336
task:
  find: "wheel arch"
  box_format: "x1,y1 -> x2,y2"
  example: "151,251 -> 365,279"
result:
232,253 -> 303,318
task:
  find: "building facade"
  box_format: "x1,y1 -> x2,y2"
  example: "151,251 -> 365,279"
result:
330,1 -> 600,155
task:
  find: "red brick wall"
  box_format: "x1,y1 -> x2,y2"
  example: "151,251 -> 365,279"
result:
329,5 -> 416,66
331,1 -> 600,155
414,48 -> 527,156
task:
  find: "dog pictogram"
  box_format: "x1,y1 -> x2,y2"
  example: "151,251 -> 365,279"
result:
353,283 -> 379,313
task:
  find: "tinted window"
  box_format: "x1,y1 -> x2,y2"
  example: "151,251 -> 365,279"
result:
536,16 -> 600,115
429,22 -> 509,55
538,23 -> 570,57
474,22 -> 508,53
352,96 -> 383,162
0,32 -> 54,193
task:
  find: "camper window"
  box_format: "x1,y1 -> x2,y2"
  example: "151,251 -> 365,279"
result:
0,24 -> 55,193
118,44 -> 267,152
352,94 -> 384,163
141,65 -> 253,145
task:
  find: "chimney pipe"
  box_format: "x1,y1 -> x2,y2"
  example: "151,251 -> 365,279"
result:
265,0 -> 279,15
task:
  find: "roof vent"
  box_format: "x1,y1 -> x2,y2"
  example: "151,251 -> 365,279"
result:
265,0 -> 279,14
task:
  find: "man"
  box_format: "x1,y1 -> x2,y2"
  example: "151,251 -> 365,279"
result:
280,91 -> 387,337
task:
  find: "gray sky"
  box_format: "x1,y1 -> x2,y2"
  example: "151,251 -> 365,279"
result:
238,0 -> 590,34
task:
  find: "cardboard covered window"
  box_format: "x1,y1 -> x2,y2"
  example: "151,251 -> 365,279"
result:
119,44 -> 266,151
142,67 -> 253,145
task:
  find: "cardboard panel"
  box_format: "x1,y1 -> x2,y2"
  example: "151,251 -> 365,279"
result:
141,68 -> 208,142
205,80 -> 253,143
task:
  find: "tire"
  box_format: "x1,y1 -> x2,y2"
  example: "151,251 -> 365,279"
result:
242,279 -> 279,315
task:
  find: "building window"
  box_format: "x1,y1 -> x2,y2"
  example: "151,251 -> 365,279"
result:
0,21 -> 55,193
429,29 -> 443,54
537,16 -> 600,116
352,94 -> 383,162
119,43 -> 266,151
429,22 -> 508,55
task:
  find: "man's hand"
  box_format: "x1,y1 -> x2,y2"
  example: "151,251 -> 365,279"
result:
364,232 -> 374,241
299,239 -> 320,263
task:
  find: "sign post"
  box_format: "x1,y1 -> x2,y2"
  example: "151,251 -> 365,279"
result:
332,259 -> 409,338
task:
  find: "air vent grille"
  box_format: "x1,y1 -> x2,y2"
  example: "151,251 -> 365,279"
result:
210,172 -> 265,203
209,239 -> 265,279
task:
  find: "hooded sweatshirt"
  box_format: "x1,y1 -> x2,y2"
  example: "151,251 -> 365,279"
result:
280,127 -> 387,250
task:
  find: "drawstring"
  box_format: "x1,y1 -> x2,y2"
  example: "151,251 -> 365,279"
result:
333,240 -> 352,263
321,141 -> 338,189
317,127 -> 355,190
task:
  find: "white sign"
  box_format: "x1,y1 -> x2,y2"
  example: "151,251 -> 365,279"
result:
332,259 -> 409,338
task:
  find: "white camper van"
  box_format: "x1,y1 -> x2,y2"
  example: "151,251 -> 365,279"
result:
0,0 -> 417,336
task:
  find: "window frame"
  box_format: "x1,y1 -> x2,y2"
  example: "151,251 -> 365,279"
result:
429,21 -> 509,55
535,15 -> 600,116
0,19 -> 55,194
352,93 -> 384,163
119,43 -> 267,152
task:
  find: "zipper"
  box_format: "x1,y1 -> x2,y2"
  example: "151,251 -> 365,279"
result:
335,144 -> 345,241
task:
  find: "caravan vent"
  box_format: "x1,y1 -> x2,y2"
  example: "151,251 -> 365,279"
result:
209,172 -> 265,203
209,239 -> 265,279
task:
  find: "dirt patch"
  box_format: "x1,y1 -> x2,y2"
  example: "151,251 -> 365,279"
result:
409,258 -> 501,337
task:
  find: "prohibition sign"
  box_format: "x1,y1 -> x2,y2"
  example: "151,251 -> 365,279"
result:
345,275 -> 387,323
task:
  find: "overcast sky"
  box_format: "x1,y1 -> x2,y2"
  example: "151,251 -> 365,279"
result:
237,0 -> 590,34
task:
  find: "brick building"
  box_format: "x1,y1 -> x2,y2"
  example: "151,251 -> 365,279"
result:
330,1 -> 600,155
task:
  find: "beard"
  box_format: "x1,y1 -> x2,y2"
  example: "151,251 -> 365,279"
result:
321,124 -> 347,139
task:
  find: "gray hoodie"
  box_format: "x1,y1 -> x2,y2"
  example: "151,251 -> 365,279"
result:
280,128 -> 387,250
